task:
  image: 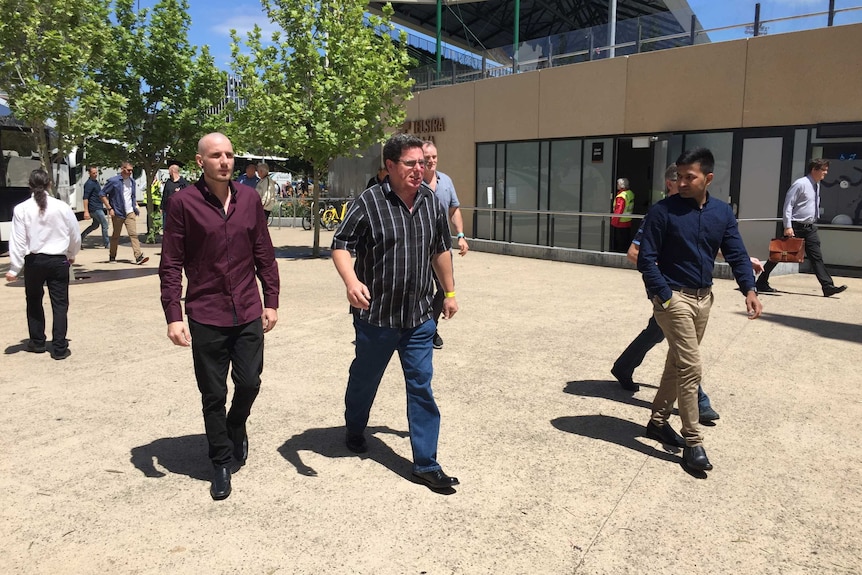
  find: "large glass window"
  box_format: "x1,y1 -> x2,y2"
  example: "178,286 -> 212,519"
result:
505,142 -> 540,244
475,143 -> 496,240
549,140 -> 582,248
581,138 -> 614,251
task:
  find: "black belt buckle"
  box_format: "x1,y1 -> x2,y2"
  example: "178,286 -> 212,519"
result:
674,286 -> 711,298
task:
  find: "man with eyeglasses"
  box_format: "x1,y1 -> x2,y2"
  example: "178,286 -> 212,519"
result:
104,161 -> 149,265
756,158 -> 847,297
331,133 -> 460,491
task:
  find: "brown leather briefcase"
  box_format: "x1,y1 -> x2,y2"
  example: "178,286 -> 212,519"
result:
768,237 -> 805,263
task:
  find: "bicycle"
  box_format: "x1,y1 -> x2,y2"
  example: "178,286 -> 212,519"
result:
320,201 -> 349,231
302,202 -> 325,231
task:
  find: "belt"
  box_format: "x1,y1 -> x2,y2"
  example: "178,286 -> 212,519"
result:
672,286 -> 711,298
792,221 -> 814,228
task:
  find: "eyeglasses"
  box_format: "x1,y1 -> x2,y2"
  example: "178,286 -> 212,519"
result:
397,159 -> 426,168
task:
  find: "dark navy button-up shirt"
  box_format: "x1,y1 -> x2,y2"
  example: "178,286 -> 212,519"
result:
83,178 -> 103,211
331,180 -> 451,329
159,177 -> 279,327
637,192 -> 755,302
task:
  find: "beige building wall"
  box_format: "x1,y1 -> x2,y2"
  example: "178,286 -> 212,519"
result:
538,57 -> 628,138
357,23 -> 862,237
624,40 -> 749,133
743,25 -> 862,127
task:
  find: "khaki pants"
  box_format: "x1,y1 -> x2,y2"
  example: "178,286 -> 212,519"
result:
110,212 -> 143,260
650,291 -> 713,447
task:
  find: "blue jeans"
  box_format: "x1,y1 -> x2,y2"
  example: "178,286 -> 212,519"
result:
614,315 -> 713,410
346,317 -> 441,473
80,208 -> 109,247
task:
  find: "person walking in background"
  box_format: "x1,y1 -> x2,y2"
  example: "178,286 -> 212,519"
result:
6,169 -> 81,360
237,161 -> 259,187
638,148 -> 762,473
331,134 -> 460,491
160,133 -> 279,501
422,140 -> 469,350
80,166 -> 110,249
255,162 -> 278,221
366,166 -> 387,189
160,164 -> 188,231
104,161 -> 148,265
610,177 -> 635,253
611,164 -> 721,424
756,159 -> 848,297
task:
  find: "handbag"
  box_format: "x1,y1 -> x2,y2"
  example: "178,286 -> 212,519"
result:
768,237 -> 805,263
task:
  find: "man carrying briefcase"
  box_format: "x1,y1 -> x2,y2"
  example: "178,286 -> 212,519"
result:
756,159 -> 847,297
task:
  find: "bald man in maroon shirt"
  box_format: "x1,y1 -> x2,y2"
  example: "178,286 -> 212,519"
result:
159,132 -> 279,501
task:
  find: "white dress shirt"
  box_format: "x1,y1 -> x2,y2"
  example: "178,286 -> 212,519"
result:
8,195 -> 82,277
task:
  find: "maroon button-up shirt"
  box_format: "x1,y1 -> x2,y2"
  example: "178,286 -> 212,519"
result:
159,177 -> 279,327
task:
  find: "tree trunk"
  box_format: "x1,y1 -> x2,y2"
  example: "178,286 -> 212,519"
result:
311,167 -> 321,258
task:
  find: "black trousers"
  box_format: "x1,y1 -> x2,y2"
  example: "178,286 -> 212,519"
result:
759,223 -> 834,288
189,318 -> 264,467
610,226 -> 632,253
24,254 -> 70,353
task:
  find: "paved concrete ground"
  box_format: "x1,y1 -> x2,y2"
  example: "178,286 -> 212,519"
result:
1,223 -> 861,574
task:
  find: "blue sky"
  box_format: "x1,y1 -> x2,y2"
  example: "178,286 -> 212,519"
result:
135,0 -> 861,68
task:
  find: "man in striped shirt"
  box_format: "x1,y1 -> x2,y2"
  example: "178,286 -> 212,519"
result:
331,134 -> 460,491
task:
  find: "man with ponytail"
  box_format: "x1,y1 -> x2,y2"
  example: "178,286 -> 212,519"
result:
6,169 -> 81,360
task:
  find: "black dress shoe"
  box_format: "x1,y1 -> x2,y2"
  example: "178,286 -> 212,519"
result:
345,432 -> 368,454
210,466 -> 232,500
699,406 -> 721,424
611,366 -> 639,392
683,445 -> 713,471
26,341 -> 46,354
645,420 -> 686,447
823,284 -> 847,297
412,468 -> 459,489
756,282 -> 778,293
51,348 -> 71,360
228,425 -> 248,466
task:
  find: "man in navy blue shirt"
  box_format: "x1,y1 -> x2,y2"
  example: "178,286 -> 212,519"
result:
637,147 -> 762,473
79,166 -> 110,248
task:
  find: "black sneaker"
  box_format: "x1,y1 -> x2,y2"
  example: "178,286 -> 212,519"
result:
756,282 -> 777,293
109,257 -> 117,263
135,254 -> 149,265
433,332 -> 444,349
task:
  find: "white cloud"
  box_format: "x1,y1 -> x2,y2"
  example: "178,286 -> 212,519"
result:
211,14 -> 283,39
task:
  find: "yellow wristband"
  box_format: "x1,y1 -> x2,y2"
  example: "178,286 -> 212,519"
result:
444,291 -> 456,298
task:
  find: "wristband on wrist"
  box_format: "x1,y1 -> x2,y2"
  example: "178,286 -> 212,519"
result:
444,291 -> 456,298
456,232 -> 465,238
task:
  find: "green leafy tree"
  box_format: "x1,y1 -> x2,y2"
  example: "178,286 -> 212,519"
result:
0,0 -> 119,183
94,0 -> 227,238
230,0 -> 413,256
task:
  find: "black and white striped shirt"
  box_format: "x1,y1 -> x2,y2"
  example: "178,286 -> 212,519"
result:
331,181 -> 451,328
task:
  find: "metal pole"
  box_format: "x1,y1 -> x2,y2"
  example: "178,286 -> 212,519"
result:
609,0 -> 617,58
690,15 -> 697,45
513,0 -> 521,73
636,17 -> 642,53
828,0 -> 835,26
754,3 -> 761,37
436,0 -> 442,79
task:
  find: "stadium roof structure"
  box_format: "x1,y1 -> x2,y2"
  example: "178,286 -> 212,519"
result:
368,0 -> 701,53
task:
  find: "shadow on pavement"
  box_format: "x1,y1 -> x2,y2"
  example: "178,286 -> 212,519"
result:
278,425 -> 412,480
751,311 -> 862,343
274,244 -> 332,260
551,414 -> 680,464
130,434 -> 211,481
563,380 -> 655,410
